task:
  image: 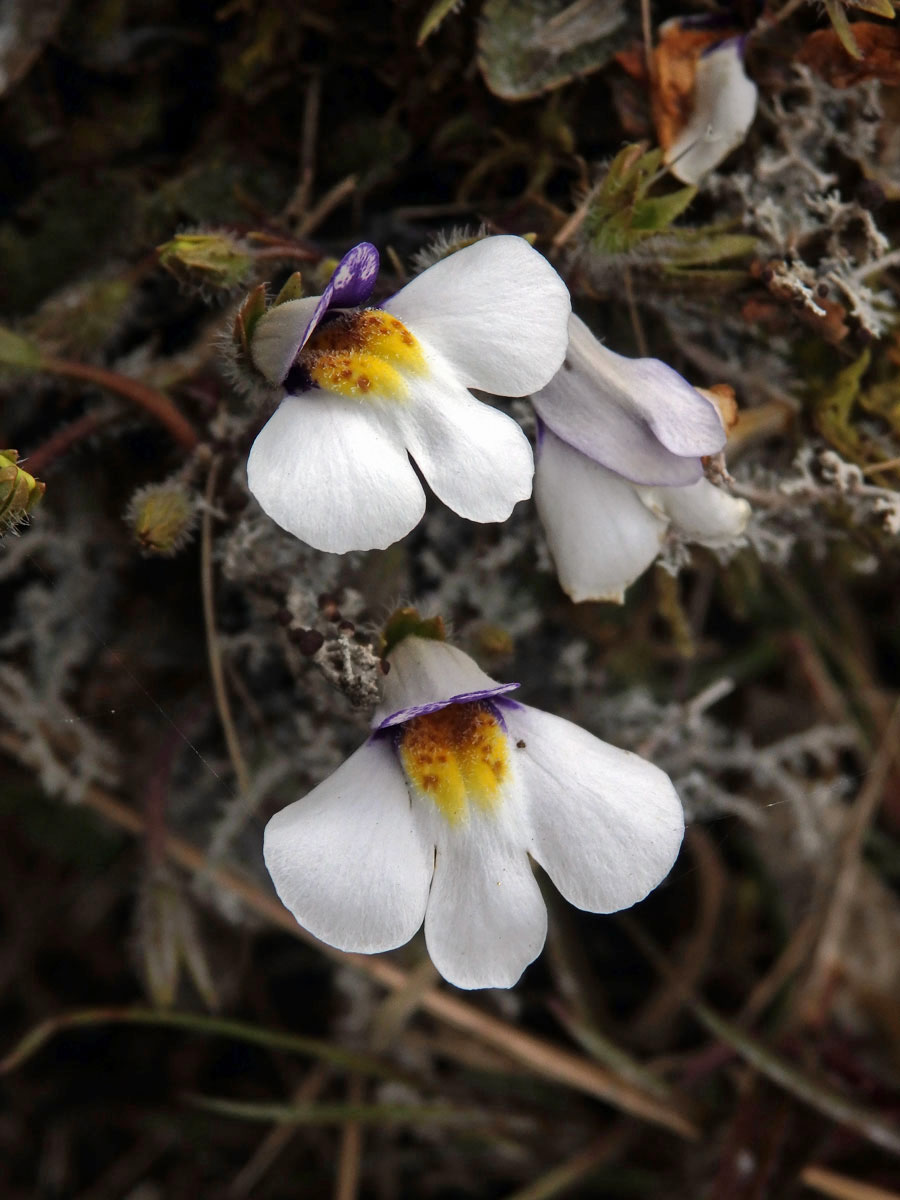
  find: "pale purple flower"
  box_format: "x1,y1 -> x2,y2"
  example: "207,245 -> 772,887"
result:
533,314 -> 751,603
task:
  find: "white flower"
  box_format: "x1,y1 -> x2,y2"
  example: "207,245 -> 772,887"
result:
264,633 -> 684,990
533,314 -> 751,603
246,237 -> 571,554
664,36 -> 758,185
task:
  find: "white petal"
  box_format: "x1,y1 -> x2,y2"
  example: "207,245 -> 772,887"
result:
642,478 -> 751,546
424,812 -> 547,989
385,236 -> 571,396
246,395 -> 425,553
507,704 -> 684,912
374,637 -> 513,729
250,298 -> 320,386
532,316 -> 725,479
665,39 -> 758,185
395,358 -> 534,523
263,738 -> 434,953
534,428 -> 666,604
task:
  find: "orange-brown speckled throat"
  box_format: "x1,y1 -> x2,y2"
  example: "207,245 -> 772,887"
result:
298,308 -> 426,401
397,701 -> 510,825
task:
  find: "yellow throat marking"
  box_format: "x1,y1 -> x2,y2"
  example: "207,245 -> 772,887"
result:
301,308 -> 425,401
398,702 -> 510,825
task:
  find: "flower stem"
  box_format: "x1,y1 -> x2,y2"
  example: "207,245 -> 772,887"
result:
201,456 -> 251,797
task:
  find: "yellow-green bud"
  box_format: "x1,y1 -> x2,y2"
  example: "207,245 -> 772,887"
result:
127,481 -> 197,556
0,327 -> 43,372
0,450 -> 45,532
157,231 -> 255,294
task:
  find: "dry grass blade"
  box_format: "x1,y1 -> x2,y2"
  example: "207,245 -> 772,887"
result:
0,729 -> 697,1140
799,698 -> 900,1023
801,1165 -> 900,1200
0,1007 -> 402,1080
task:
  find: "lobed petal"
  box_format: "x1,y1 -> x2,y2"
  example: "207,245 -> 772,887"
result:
385,236 -> 571,397
264,737 -> 434,953
505,703 -> 684,913
375,637 -> 518,730
246,394 -> 425,553
532,315 -> 725,482
424,810 -> 547,990
665,38 -> 758,185
641,477 -> 751,546
395,357 -> 535,524
534,427 -> 666,603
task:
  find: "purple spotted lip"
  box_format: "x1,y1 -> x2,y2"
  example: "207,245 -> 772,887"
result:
373,681 -> 521,732
275,241 -> 381,384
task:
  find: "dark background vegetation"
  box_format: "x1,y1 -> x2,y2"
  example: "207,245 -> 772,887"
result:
2,0 -> 900,1196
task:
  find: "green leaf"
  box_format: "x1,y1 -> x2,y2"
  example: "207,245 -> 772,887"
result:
823,0 -> 863,58
478,0 -> 634,100
631,186 -> 698,233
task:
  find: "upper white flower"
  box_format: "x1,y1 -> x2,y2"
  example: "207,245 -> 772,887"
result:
664,36 -> 758,185
264,632 -> 684,990
533,314 -> 751,603
246,237 -> 571,554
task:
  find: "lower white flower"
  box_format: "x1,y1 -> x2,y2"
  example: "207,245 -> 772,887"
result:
264,633 -> 684,990
246,236 -> 571,554
533,314 -> 751,603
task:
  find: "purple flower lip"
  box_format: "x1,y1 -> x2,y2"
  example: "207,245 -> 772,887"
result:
373,682 -> 521,731
295,241 -> 381,361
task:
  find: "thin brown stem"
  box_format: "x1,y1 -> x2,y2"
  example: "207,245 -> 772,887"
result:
25,409 -> 119,475
334,1074 -> 365,1200
201,458 -> 251,797
798,698 -> 900,1023
41,357 -> 200,451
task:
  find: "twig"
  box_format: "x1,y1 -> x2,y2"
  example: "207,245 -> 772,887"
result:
40,358 -> 199,451
800,1165 -> 900,1200
503,1124 -> 633,1200
334,1074 -> 365,1200
228,1064 -> 330,1198
551,186 -> 596,252
0,728 -> 697,1141
798,698 -> 900,1024
201,457 -> 251,797
624,267 -> 648,357
25,409 -> 121,475
623,920 -> 900,1157
296,175 -> 358,238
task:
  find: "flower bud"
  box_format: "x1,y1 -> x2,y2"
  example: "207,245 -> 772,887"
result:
157,231 -> 255,294
127,480 -> 198,556
0,450 -> 45,532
